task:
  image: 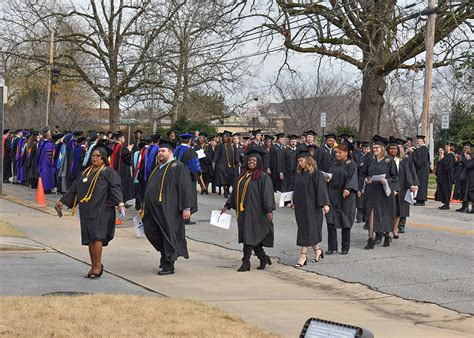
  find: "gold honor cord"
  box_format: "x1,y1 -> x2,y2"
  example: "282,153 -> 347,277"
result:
148,160 -> 173,204
225,144 -> 234,168
235,173 -> 252,219
79,164 -> 106,203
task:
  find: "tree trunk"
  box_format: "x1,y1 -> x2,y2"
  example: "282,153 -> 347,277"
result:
358,69 -> 387,141
109,97 -> 121,131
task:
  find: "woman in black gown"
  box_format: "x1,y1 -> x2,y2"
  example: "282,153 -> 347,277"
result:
56,143 -> 125,278
222,149 -> 275,272
361,136 -> 399,249
293,149 -> 330,267
325,141 -> 358,255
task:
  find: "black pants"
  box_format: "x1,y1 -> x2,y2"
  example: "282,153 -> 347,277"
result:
327,223 -> 351,252
242,244 -> 266,261
356,208 -> 365,222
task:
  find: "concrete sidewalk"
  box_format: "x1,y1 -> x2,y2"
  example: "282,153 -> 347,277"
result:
0,197 -> 472,337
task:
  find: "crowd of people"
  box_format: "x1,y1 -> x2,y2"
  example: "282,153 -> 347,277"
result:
2,126 -> 473,276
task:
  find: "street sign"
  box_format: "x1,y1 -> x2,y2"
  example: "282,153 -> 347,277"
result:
320,112 -> 326,128
120,118 -> 138,125
441,112 -> 449,130
2,86 -> 6,104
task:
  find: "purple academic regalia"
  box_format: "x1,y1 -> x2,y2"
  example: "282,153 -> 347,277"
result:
15,138 -> 27,183
37,139 -> 56,190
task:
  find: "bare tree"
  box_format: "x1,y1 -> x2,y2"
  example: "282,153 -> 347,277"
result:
2,0 -> 185,130
253,0 -> 472,140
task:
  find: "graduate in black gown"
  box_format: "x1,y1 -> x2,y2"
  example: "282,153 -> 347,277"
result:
354,141 -> 371,223
271,133 -> 286,192
110,131 -> 134,203
25,131 -> 40,188
325,141 -> 358,255
293,149 -> 330,267
57,143 -> 124,279
262,135 -> 274,175
284,134 -> 298,194
412,135 -> 430,206
222,148 -> 275,272
361,136 -> 399,249
454,141 -> 472,212
461,152 -> 474,213
435,142 -> 456,210
142,139 -> 194,275
213,130 -> 237,198
388,138 -> 419,237
2,129 -> 13,183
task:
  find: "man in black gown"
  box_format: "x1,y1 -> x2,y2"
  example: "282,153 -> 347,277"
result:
412,135 -> 430,206
271,133 -> 286,192
143,139 -> 193,275
435,142 -> 456,210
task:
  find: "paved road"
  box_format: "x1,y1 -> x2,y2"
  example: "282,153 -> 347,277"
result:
0,251 -> 159,297
2,184 -> 473,313
187,192 -> 474,314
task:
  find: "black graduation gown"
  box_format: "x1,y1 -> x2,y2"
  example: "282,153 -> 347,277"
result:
25,144 -> 39,185
361,156 -> 399,233
175,145 -> 199,213
284,147 -> 297,192
435,152 -> 455,204
3,136 -> 12,181
412,145 -> 430,201
271,144 -> 286,192
453,154 -> 468,201
262,147 -> 273,172
395,156 -> 419,217
293,169 -> 330,246
111,144 -> 134,202
205,144 -> 216,184
61,166 -> 123,246
355,152 -> 371,210
143,160 -> 193,262
213,142 -> 237,186
325,159 -> 358,229
462,158 -> 474,203
225,171 -> 275,247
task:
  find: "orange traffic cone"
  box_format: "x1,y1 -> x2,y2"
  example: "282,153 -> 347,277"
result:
36,177 -> 47,206
115,218 -> 123,225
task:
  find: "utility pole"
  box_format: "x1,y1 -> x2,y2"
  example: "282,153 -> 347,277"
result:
45,31 -> 55,127
0,79 -> 5,195
421,0 -> 437,141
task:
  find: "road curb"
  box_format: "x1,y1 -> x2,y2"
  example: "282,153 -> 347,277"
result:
0,194 -> 59,216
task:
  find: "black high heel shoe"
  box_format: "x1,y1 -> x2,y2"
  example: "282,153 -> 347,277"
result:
294,253 -> 307,267
313,248 -> 324,263
85,264 -> 104,279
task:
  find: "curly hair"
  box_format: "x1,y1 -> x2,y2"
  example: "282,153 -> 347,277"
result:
296,155 -> 317,174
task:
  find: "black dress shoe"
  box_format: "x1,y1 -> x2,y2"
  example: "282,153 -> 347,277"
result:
341,249 -> 349,255
158,268 -> 175,275
438,205 -> 450,210
325,250 -> 335,255
455,207 -> 467,212
398,225 -> 405,233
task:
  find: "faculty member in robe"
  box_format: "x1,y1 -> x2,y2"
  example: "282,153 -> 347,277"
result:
110,131 -> 134,203
461,152 -> 474,213
293,149 -> 330,267
37,128 -> 56,193
325,141 -> 358,255
56,143 -> 124,279
2,129 -> 12,183
361,136 -> 399,249
142,139 -> 193,275
222,148 -> 275,272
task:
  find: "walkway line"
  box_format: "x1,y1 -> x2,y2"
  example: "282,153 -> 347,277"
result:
407,221 -> 474,236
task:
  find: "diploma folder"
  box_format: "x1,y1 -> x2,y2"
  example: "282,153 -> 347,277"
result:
210,210 -> 232,230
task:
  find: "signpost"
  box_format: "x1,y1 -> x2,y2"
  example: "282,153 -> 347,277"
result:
441,112 -> 449,158
320,112 -> 327,144
120,118 -> 138,146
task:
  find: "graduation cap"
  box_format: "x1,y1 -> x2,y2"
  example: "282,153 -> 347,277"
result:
3,128 -> 9,134
462,141 -> 472,147
250,129 -> 262,136
275,133 -> 286,139
416,135 -> 425,140
245,148 -> 266,159
52,133 -> 64,142
41,127 -> 51,134
113,131 -> 124,138
14,129 -> 23,134
151,133 -> 161,143
64,133 -> 73,142
159,138 -> 175,150
338,139 -> 354,151
72,131 -> 83,137
372,135 -> 388,146
179,133 -> 194,140
95,140 -> 113,157
76,136 -> 86,144
325,133 -> 337,140
288,134 -> 298,140
264,134 -> 274,141
87,130 -> 98,140
361,141 -> 370,148
31,130 -> 40,136
406,137 -> 413,142
396,138 -> 407,145
134,129 -> 143,134
304,130 -> 317,136
222,130 -> 233,137
339,133 -> 353,139
388,136 -> 399,147
297,149 -> 311,159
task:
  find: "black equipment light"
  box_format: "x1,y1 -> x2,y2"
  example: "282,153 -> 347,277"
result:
300,318 -> 374,338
